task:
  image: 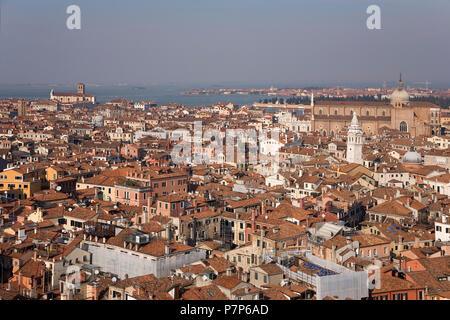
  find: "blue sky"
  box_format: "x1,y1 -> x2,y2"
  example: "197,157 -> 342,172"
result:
0,0 -> 449,88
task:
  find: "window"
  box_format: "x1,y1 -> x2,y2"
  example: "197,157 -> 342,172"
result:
254,272 -> 258,280
70,220 -> 82,228
264,275 -> 267,283
400,121 -> 408,132
418,291 -> 424,300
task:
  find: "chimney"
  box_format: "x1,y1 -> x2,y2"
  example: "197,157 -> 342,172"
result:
166,224 -> 172,241
346,236 -> 351,245
165,245 -> 171,255
414,236 -> 420,249
331,244 -> 337,262
251,209 -> 256,221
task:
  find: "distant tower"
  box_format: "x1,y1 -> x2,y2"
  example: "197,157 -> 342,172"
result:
17,100 -> 27,117
77,83 -> 85,95
346,112 -> 364,165
310,93 -> 314,107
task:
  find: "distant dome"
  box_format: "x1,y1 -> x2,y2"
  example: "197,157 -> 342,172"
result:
390,88 -> 410,103
390,74 -> 410,103
402,149 -> 422,164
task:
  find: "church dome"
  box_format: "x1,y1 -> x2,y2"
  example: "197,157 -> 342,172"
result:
390,74 -> 410,103
390,88 -> 410,103
402,149 -> 422,164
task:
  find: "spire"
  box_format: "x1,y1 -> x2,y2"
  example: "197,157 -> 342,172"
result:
310,93 -> 314,107
398,73 -> 404,89
351,112 -> 359,126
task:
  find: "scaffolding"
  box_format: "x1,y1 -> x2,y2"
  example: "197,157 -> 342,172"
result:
264,249 -> 369,300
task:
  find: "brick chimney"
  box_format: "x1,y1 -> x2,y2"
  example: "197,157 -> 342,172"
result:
414,236 -> 420,249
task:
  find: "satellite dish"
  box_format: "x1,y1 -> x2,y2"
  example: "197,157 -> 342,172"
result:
56,186 -> 62,192
112,277 -> 117,283
94,270 -> 99,275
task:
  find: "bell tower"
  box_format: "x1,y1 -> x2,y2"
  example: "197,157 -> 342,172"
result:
77,83 -> 85,95
17,100 -> 27,117
346,113 -> 364,165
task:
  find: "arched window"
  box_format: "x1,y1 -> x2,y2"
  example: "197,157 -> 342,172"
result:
366,110 -> 370,116
319,109 -> 323,115
350,110 -> 353,116
334,109 -> 338,116
400,121 -> 408,132
382,110 -> 386,117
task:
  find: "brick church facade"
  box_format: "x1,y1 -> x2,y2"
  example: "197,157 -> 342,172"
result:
311,77 -> 441,137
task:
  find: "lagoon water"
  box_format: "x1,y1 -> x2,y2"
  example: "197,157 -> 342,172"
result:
0,85 -> 270,107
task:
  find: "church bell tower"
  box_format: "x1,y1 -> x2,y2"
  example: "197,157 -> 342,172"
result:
347,112 -> 364,165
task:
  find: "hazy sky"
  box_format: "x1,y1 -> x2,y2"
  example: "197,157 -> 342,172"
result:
0,0 -> 449,87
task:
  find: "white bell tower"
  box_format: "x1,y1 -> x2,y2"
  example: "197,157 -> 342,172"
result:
347,112 -> 364,164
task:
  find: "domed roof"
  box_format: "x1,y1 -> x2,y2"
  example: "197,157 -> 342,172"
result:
402,148 -> 422,164
390,74 -> 410,103
390,88 -> 410,103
